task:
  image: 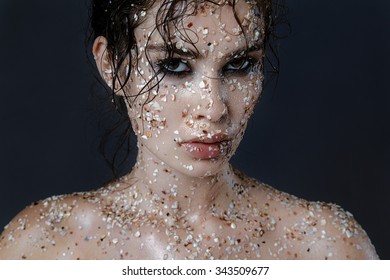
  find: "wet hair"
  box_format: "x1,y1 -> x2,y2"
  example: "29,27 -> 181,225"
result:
88,0 -> 288,176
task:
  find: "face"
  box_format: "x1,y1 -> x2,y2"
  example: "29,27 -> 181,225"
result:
121,0 -> 265,178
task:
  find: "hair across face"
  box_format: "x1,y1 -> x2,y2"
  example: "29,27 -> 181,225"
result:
91,0 -> 272,96
90,0 -> 278,175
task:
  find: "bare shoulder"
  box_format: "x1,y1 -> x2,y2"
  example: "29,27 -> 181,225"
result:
244,179 -> 378,259
0,183 -> 123,260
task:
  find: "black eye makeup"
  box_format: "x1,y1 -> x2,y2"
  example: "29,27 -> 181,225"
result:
154,55 -> 261,78
222,56 -> 260,75
155,58 -> 192,77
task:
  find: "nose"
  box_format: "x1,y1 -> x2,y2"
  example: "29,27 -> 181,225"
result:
193,77 -> 227,122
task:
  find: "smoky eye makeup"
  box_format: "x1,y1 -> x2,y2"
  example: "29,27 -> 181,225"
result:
222,56 -> 261,76
155,58 -> 192,77
154,56 -> 261,79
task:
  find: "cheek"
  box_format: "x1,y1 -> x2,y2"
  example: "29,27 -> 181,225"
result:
223,75 -> 262,153
228,74 -> 262,123
126,80 -> 181,140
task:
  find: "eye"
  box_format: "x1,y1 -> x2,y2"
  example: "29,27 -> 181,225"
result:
223,57 -> 256,74
157,58 -> 191,76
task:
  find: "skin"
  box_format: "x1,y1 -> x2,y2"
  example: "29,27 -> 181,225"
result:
0,1 -> 379,260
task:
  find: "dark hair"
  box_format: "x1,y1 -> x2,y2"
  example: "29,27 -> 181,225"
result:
88,0 -> 288,176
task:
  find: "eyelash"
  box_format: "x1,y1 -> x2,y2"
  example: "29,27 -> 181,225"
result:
156,59 -> 191,77
155,57 -> 258,77
222,57 -> 259,75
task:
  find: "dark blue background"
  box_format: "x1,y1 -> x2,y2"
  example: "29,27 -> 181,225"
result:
0,0 -> 389,259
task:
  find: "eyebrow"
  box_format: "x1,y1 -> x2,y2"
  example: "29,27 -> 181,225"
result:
230,44 -> 264,59
146,43 -> 263,60
146,44 -> 198,59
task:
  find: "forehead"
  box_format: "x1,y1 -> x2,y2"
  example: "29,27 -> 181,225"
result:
135,1 -> 263,51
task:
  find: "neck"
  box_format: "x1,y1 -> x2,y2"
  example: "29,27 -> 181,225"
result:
122,146 -> 237,219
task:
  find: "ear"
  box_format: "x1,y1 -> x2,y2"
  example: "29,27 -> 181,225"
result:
93,36 -> 113,86
93,36 -> 128,97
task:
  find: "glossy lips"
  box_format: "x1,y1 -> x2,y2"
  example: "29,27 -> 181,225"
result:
181,134 -> 230,160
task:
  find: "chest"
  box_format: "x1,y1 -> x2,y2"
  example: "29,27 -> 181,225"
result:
84,213 -> 285,260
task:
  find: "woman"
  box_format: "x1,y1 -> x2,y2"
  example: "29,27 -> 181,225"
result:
0,0 -> 378,259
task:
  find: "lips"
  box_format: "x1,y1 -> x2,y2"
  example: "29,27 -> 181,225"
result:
180,134 -> 230,160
